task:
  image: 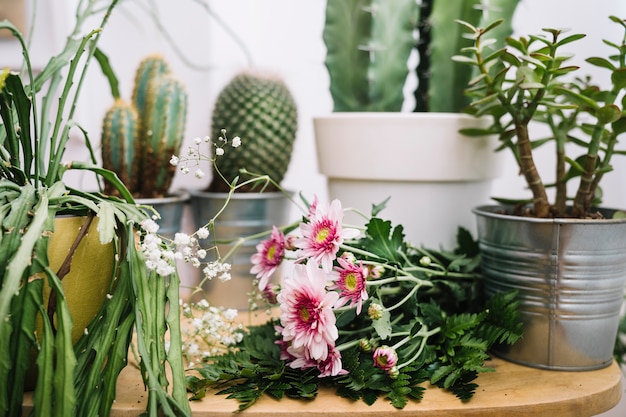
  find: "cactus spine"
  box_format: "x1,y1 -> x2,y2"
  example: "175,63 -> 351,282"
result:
208,72 -> 298,193
101,54 -> 187,198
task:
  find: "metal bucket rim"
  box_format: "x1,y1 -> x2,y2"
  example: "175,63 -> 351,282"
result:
187,189 -> 293,201
135,190 -> 190,205
473,204 -> 626,225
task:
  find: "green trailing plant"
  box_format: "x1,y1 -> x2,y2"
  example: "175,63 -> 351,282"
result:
101,54 -> 188,198
207,71 -> 298,193
454,16 -> 626,218
0,2 -> 190,416
323,0 -> 520,112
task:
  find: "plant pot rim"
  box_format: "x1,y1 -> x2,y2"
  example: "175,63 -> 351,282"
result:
313,112 -> 480,121
134,190 -> 190,205
188,189 -> 292,200
473,204 -> 626,224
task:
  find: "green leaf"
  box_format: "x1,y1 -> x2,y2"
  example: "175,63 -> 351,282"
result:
586,57 -> 616,71
372,305 -> 392,340
596,104 -> 622,125
611,68 -> 626,90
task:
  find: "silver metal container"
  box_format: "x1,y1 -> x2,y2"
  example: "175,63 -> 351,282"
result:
136,190 -> 190,239
474,205 -> 626,370
189,190 -> 292,309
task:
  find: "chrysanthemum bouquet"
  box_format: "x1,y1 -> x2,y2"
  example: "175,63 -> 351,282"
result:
147,131 -> 523,411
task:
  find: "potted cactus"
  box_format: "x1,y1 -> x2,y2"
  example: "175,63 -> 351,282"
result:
314,0 -> 519,248
100,54 -> 189,237
455,16 -> 626,370
189,71 -> 298,309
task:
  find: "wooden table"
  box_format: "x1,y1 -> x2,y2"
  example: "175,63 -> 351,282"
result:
105,355 -> 622,417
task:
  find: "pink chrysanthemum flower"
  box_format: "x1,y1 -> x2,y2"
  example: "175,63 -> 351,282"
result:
277,260 -> 340,361
330,256 -> 369,315
373,346 -> 398,371
316,345 -> 348,377
295,199 -> 359,273
287,343 -> 347,378
250,226 -> 286,290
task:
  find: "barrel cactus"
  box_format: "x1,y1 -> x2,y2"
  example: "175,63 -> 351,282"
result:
101,54 -> 187,198
208,72 -> 298,192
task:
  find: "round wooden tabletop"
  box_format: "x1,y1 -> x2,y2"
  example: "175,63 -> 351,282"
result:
103,355 -> 622,417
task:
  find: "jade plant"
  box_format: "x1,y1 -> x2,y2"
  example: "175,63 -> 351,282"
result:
454,16 -> 626,218
207,71 -> 298,192
323,0 -> 519,112
0,1 -> 189,416
101,54 -> 188,198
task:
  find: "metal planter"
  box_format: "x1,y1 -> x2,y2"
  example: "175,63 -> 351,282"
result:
474,205 -> 626,370
189,190 -> 292,309
136,190 -> 190,238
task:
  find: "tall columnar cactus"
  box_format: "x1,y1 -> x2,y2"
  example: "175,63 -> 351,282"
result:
101,55 -> 187,198
208,72 -> 298,193
101,99 -> 139,194
323,0 -> 519,112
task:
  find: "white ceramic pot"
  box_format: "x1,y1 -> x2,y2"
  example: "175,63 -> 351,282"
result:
314,112 -> 503,248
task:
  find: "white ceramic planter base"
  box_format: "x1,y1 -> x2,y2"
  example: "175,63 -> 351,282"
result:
315,113 -> 503,248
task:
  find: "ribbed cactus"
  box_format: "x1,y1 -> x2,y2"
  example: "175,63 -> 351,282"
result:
101,54 -> 187,198
208,72 -> 298,193
323,0 -> 519,112
101,99 -> 139,195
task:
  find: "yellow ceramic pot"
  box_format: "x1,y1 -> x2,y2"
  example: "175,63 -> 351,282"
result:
43,215 -> 115,343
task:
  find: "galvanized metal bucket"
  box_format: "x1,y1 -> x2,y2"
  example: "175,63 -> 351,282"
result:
136,190 -> 190,238
473,205 -> 626,370
189,190 -> 292,309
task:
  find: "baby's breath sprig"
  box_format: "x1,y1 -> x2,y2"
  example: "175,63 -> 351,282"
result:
180,298 -> 243,368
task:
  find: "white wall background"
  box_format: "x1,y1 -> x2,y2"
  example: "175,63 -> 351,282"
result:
1,1 -> 626,414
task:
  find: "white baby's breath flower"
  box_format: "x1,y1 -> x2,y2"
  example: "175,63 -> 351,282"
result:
194,136 -> 202,145
174,233 -> 191,246
203,135 -> 211,143
196,227 -> 210,239
170,155 -> 179,166
195,169 -> 205,179
231,136 -> 241,147
181,166 -> 190,175
140,219 -> 160,234
215,147 -> 224,156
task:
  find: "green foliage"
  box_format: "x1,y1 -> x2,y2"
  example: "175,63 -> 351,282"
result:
455,16 -> 626,218
323,0 -> 519,112
188,217 -> 523,411
208,72 -> 298,192
101,54 -> 188,198
0,2 -> 190,416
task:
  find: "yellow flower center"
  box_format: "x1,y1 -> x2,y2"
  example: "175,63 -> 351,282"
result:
344,273 -> 358,291
316,227 -> 330,243
299,307 -> 310,322
266,245 -> 276,260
